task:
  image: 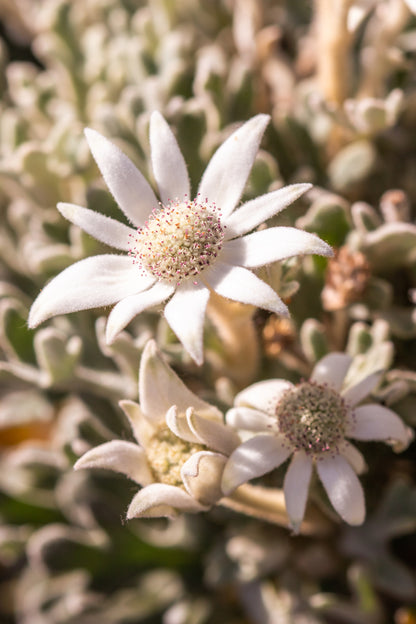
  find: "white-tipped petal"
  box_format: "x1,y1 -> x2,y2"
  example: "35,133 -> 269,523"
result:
164,280 -> 210,366
186,408 -> 240,455
311,353 -> 353,391
222,227 -> 333,268
204,262 -> 289,316
127,483 -> 209,519
139,340 -> 222,423
234,379 -> 294,415
57,203 -> 135,251
283,451 -> 313,533
226,406 -> 276,431
317,455 -> 365,525
28,255 -> 147,328
106,281 -> 173,344
347,404 -> 413,449
84,128 -> 158,227
181,451 -> 227,505
339,441 -> 367,474
150,111 -> 190,204
74,440 -> 154,486
223,184 -> 312,239
119,400 -> 155,447
221,435 -> 291,495
342,371 -> 383,406
198,115 -> 270,217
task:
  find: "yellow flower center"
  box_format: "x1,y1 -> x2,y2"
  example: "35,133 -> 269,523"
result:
130,197 -> 225,284
146,428 -> 204,486
275,382 -> 347,454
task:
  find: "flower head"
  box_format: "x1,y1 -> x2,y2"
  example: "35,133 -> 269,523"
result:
74,340 -> 240,518
222,353 -> 413,532
28,112 -> 332,364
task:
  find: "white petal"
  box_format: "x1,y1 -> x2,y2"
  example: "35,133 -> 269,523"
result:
57,203 -> 135,251
347,404 -> 413,449
316,454 -> 365,525
106,281 -> 173,344
84,128 -> 158,227
127,483 -> 209,519
404,0 -> 416,14
181,451 -> 227,505
204,262 -> 289,316
283,451 -> 313,533
222,227 -> 333,268
74,440 -> 154,486
150,111 -> 190,205
28,255 -> 147,328
342,371 -> 383,406
226,406 -> 276,431
186,408 -> 240,455
221,435 -> 291,494
139,340 -> 222,423
164,280 -> 210,366
198,115 -> 270,217
223,184 -> 312,239
234,379 -> 294,415
166,406 -> 201,444
310,353 -> 353,391
339,441 -> 367,474
119,400 -> 155,446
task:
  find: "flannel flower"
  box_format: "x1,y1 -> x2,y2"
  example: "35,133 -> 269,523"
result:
74,340 -> 240,518
222,353 -> 413,532
28,112 -> 332,364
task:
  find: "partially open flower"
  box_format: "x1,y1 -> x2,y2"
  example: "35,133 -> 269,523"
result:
74,340 -> 240,518
28,112 -> 332,365
222,352 -> 413,532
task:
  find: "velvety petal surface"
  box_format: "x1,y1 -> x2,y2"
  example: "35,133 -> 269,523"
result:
57,203 -> 135,251
197,115 -> 270,217
181,451 -> 227,505
106,281 -> 173,344
316,454 -> 365,525
342,371 -> 383,406
74,440 -> 154,486
204,263 -> 289,316
283,451 -> 313,533
221,435 -> 291,495
150,111 -> 190,204
127,483 -> 209,519
221,227 -> 333,268
339,441 -> 367,474
234,379 -> 294,415
226,406 -> 276,431
346,404 -> 412,447
311,353 -> 353,391
164,280 -> 210,366
139,340 -> 222,424
84,128 -> 158,227
119,400 -> 155,447
223,184 -> 312,239
186,408 -> 240,455
28,255 -> 149,328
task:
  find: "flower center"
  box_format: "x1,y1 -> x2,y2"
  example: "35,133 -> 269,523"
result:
275,382 -> 347,454
146,428 -> 204,486
130,197 -> 225,283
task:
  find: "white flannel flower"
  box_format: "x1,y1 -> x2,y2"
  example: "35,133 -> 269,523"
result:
222,353 -> 413,532
74,340 -> 240,518
28,112 -> 332,364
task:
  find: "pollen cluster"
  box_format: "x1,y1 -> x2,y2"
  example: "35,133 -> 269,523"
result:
130,197 -> 225,283
146,428 -> 204,486
275,382 -> 347,454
